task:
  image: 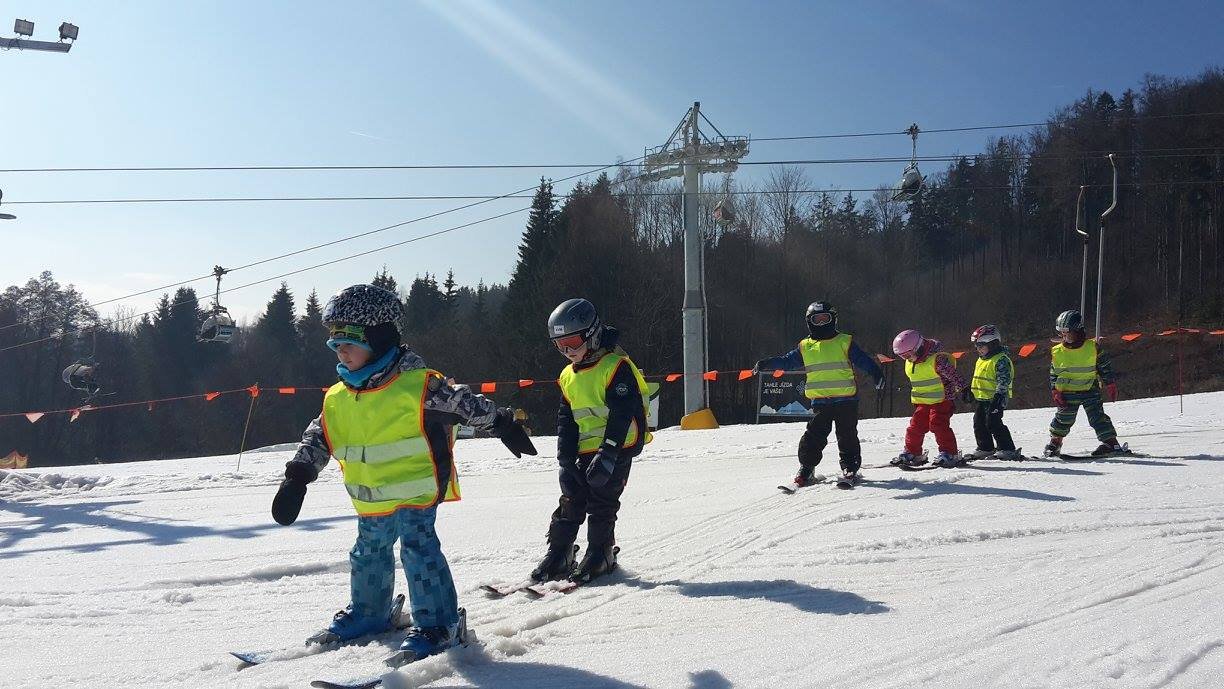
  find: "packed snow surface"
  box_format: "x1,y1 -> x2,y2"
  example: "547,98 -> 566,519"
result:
3,392 -> 1224,688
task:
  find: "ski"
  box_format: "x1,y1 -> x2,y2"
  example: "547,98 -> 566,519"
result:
231,595 -> 408,666
311,678 -> 383,689
312,611 -> 474,689
778,474 -> 828,494
478,580 -> 537,598
835,473 -> 861,489
1059,443 -> 1134,460
523,579 -> 582,598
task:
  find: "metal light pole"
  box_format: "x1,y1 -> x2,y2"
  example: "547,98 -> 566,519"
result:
641,103 -> 748,423
1075,185 -> 1088,315
1095,154 -> 1118,339
1,19 -> 79,53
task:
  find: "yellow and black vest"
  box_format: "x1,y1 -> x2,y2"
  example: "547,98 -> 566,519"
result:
559,349 -> 651,455
905,354 -> 945,405
972,351 -> 1013,401
798,333 -> 856,400
322,368 -> 459,516
1051,340 -> 1099,392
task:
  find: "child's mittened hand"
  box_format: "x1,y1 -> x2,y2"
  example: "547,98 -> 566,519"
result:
1105,383 -> 1118,402
272,479 -> 308,526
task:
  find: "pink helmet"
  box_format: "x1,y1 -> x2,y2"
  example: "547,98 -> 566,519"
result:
892,329 -> 924,358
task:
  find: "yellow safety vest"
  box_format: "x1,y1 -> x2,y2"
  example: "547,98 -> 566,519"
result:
322,368 -> 459,517
798,333 -> 856,400
905,354 -> 945,405
972,351 -> 1013,401
1051,340 -> 1099,392
559,349 -> 652,455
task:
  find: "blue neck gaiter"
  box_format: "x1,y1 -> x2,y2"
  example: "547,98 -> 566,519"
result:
336,347 -> 399,388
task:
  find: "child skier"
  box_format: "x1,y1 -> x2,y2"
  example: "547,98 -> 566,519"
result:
531,298 -> 650,585
965,324 -> 1021,461
1044,309 -> 1128,457
270,284 -> 536,664
891,329 -> 969,467
752,301 -> 885,487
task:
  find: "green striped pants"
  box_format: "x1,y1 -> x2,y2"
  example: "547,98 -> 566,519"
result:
1049,391 -> 1116,441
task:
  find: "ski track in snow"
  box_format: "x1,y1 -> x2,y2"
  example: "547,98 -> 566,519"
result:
2,392 -> 1224,688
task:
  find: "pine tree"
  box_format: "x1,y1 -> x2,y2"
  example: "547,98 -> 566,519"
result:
372,266 -> 398,292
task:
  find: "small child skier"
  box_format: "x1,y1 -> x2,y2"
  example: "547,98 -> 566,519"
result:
1044,309 -> 1127,457
752,301 -> 885,486
270,284 -> 536,664
891,329 -> 969,467
965,325 -> 1021,461
531,298 -> 651,585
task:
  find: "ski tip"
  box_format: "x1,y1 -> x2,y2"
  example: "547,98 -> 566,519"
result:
229,651 -> 263,666
777,484 -> 797,494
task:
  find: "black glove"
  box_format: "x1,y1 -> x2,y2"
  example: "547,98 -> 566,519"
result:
586,446 -> 618,488
960,388 -> 974,404
490,408 -> 537,458
989,393 -> 1007,415
272,461 -> 317,526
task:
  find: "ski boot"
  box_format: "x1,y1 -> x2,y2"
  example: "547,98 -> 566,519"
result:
891,451 -> 927,468
992,448 -> 1024,461
933,451 -> 962,468
836,468 -> 860,489
530,542 -> 579,582
965,448 -> 994,461
793,466 -> 818,487
570,544 -> 619,584
386,608 -> 468,667
306,593 -> 405,646
1042,437 -> 1063,458
1091,440 -> 1129,457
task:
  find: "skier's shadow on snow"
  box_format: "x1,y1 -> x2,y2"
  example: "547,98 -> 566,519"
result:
870,478 -> 1075,502
963,464 -> 1105,477
428,644 -> 731,689
0,498 -> 350,559
617,574 -> 890,615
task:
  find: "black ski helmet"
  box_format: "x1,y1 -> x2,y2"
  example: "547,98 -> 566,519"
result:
1055,309 -> 1085,332
805,301 -> 838,335
547,298 -> 602,349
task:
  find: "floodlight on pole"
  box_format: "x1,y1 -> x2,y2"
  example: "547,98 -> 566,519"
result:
3,18 -> 77,52
59,22 -> 79,41
14,18 -> 33,36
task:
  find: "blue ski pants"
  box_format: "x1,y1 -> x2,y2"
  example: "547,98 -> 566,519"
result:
350,506 -> 458,629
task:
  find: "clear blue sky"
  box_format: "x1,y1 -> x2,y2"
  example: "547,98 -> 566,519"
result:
2,0 -> 1220,323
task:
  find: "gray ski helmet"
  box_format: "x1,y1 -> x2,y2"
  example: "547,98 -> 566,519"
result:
805,301 -> 838,329
323,284 -> 403,326
547,298 -> 602,347
1055,309 -> 1084,332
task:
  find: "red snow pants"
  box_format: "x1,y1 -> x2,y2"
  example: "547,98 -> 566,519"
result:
904,399 -> 958,455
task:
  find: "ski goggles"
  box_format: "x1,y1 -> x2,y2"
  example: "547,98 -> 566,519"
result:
328,323 -> 368,342
552,333 -> 588,352
808,312 -> 833,326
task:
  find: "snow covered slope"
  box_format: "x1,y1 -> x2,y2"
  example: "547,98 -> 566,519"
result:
3,392 -> 1223,688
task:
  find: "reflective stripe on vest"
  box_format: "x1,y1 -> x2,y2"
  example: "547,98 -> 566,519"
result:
798,334 -> 856,400
1051,340 -> 1099,392
972,351 -> 1013,401
322,368 -> 460,516
905,355 -> 945,404
559,349 -> 652,455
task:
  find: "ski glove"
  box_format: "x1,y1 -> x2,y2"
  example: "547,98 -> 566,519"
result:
272,461 -> 317,526
1105,382 -> 1118,402
990,393 -> 1007,415
490,408 -> 538,458
586,444 -> 618,488
1052,389 -> 1066,407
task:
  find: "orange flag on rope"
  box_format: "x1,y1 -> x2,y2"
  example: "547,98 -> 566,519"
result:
703,371 -> 718,381
877,354 -> 894,363
666,373 -> 682,382
204,392 -> 221,401
1121,333 -> 1142,342
480,382 -> 496,394
773,369 -> 785,378
1158,329 -> 1177,336
69,409 -> 81,422
952,351 -> 965,360
278,387 -> 296,394
248,385 -> 261,398
518,379 -> 534,388
1211,330 -> 1224,336
737,369 -> 754,381
25,412 -> 44,424
1017,343 -> 1037,357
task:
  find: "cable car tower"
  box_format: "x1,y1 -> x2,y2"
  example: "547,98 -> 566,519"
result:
640,102 -> 748,425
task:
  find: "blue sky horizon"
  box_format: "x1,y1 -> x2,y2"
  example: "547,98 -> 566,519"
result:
2,0 -> 1220,323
